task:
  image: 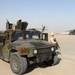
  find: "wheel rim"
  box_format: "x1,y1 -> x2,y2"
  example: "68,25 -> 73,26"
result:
13,58 -> 19,70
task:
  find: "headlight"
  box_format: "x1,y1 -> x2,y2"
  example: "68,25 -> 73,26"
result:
34,49 -> 37,54
51,47 -> 54,51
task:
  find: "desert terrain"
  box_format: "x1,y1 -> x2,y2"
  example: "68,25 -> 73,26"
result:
0,34 -> 75,75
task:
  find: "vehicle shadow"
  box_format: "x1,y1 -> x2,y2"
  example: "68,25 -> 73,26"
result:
26,57 -> 62,74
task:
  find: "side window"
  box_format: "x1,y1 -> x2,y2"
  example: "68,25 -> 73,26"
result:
42,33 -> 48,41
42,35 -> 45,40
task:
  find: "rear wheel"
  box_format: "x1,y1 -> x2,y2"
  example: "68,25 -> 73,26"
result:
10,52 -> 28,75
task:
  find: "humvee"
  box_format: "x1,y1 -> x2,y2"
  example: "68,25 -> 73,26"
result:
0,20 -> 59,75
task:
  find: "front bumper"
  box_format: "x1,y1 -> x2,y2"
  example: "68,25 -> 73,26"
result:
33,47 -> 53,62
53,50 -> 61,65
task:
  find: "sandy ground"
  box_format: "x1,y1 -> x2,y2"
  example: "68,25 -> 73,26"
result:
0,35 -> 75,75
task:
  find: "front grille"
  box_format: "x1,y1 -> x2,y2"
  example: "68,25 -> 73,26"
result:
37,47 -> 51,54
36,53 -> 52,62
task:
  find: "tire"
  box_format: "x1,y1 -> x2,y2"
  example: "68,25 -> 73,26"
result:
44,55 -> 54,66
10,52 -> 28,75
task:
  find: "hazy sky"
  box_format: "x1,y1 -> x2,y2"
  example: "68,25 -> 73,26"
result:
0,0 -> 75,33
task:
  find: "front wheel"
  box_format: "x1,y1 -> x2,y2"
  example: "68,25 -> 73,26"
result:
10,52 -> 28,75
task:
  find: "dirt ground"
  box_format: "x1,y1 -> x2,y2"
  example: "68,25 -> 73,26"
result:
0,35 -> 75,75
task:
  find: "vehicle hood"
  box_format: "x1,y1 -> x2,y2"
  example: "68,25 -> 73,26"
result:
11,39 -> 52,48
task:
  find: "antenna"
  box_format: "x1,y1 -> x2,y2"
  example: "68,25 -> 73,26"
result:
41,25 -> 46,33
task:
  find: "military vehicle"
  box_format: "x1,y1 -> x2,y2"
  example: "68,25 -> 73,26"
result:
0,20 -> 59,75
69,29 -> 75,35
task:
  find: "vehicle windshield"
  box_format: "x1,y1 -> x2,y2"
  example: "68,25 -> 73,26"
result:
25,34 -> 40,39
12,31 -> 23,40
12,31 -> 40,40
